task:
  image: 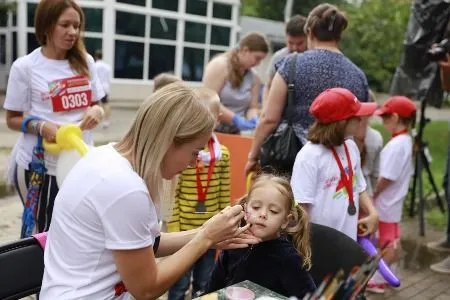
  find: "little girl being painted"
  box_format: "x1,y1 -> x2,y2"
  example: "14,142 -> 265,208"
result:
366,96 -> 416,294
291,88 -> 379,240
205,174 -> 316,299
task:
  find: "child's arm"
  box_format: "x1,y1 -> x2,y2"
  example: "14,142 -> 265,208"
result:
373,177 -> 393,200
219,148 -> 231,209
358,191 -> 379,235
281,255 -> 317,299
166,179 -> 181,233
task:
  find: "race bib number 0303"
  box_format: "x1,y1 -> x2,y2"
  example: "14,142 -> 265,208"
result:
49,75 -> 92,112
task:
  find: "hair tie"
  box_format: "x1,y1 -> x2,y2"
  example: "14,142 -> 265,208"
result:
328,10 -> 337,31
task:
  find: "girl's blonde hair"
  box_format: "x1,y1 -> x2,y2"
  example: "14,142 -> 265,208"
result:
193,87 -> 221,117
240,174 -> 312,270
227,32 -> 269,88
115,82 -> 215,216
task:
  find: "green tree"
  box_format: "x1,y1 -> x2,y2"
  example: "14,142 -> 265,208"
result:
340,0 -> 412,92
241,0 -> 347,21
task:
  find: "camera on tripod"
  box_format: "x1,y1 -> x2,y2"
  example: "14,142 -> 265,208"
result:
427,39 -> 450,61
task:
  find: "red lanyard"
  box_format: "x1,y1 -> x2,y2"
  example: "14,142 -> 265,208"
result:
331,143 -> 356,215
392,129 -> 408,139
196,138 -> 216,202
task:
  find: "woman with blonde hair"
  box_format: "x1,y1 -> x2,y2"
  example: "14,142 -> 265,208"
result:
3,0 -> 105,237
40,83 -> 258,299
203,32 -> 269,134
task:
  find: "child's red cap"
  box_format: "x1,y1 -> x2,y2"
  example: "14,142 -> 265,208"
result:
309,88 -> 377,124
374,96 -> 416,118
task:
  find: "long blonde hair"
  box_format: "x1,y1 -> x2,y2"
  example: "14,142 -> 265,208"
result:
115,82 -> 216,215
240,174 -> 312,270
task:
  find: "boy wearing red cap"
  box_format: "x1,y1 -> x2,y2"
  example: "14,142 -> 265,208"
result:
367,96 -> 416,293
291,88 -> 379,241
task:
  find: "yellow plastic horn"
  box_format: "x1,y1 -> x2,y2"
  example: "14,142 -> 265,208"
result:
246,172 -> 255,193
43,124 -> 88,156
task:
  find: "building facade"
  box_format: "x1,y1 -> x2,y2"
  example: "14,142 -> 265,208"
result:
0,0 -> 240,100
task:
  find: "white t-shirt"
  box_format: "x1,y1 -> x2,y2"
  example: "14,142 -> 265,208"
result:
291,139 -> 367,240
95,59 -> 112,94
3,47 -> 105,176
40,144 -> 160,300
376,134 -> 413,222
363,126 -> 383,196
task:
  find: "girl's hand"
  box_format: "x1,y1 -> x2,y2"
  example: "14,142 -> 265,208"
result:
79,105 -> 104,130
357,212 -> 379,236
197,206 -> 249,247
40,121 -> 59,142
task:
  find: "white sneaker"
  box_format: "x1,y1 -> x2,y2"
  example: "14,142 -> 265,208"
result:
430,256 -> 450,274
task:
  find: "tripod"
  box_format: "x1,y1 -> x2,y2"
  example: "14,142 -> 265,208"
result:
409,97 -> 446,236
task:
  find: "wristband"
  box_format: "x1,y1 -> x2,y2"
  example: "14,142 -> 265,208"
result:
21,115 -> 42,134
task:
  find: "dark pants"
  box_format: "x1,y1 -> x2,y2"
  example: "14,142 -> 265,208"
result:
168,250 -> 215,300
443,147 -> 450,242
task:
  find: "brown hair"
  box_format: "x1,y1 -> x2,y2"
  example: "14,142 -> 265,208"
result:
228,32 -> 269,88
239,174 -> 312,270
286,15 -> 307,37
305,3 -> 348,42
153,73 -> 182,91
35,0 -> 89,77
308,119 -> 349,148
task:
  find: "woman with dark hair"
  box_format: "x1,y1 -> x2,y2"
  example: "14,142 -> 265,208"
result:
203,32 -> 269,134
3,0 -> 105,235
245,3 -> 369,174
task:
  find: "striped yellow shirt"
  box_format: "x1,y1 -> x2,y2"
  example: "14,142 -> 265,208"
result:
167,144 -> 230,232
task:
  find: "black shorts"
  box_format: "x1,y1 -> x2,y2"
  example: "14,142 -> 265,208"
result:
100,94 -> 109,104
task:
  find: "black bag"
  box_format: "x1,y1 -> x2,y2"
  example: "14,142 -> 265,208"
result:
260,53 -> 303,175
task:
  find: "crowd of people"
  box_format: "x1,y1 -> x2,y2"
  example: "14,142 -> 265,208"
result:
2,0 -> 449,299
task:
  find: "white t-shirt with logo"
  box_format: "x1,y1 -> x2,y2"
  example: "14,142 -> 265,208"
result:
40,144 -> 160,299
3,47 -> 105,176
291,139 -> 367,240
375,134 -> 413,223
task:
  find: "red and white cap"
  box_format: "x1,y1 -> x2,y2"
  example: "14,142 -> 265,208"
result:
309,88 -> 377,124
374,96 -> 416,118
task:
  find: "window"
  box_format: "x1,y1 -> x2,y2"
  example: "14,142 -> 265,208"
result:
84,37 -> 102,57
152,0 -> 178,11
114,40 -> 144,79
182,47 -> 204,81
0,7 -> 8,27
12,31 -> 17,61
211,25 -> 230,46
115,11 -> 145,37
83,8 -> 103,32
148,44 -> 175,79
151,17 -> 177,40
13,3 -> 17,26
116,0 -> 146,6
209,50 -> 223,61
0,35 -> 5,64
186,0 -> 207,16
27,32 -> 40,53
184,22 -> 206,43
213,2 -> 232,20
27,3 -> 37,27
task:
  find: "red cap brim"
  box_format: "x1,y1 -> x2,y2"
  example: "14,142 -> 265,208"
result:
355,102 -> 377,117
374,107 -> 389,116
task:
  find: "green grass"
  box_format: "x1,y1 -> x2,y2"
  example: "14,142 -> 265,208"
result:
372,121 -> 448,230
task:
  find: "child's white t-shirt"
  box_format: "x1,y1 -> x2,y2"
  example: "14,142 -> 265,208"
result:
95,59 -> 112,94
291,139 -> 367,240
376,134 -> 413,223
40,144 -> 160,300
3,47 -> 105,176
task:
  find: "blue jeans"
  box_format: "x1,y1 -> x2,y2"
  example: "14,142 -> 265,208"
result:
168,250 -> 215,300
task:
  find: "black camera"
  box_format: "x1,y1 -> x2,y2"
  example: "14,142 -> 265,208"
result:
427,39 -> 450,61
